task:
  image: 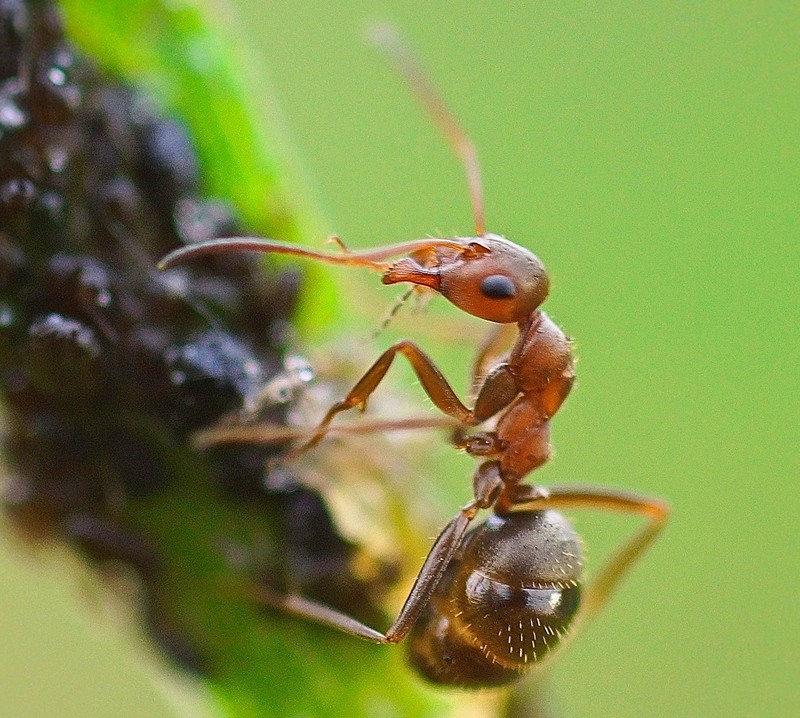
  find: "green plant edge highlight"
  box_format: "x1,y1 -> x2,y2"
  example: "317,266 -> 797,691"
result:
54,1 -> 461,717
61,0 -> 336,331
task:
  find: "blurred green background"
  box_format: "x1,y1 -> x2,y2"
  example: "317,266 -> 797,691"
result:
1,1 -> 797,716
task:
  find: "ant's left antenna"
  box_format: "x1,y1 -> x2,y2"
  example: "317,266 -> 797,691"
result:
368,24 -> 486,237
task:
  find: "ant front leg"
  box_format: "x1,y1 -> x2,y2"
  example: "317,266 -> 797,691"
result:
292,339 -> 522,457
291,340 -> 479,457
469,323 -> 518,400
508,484 -> 669,623
252,501 -> 482,644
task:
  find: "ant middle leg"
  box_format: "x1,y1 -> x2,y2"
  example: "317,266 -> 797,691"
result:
194,415 -> 458,450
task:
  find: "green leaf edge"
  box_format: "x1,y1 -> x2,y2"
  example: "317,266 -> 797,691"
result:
54,1 -> 466,717
60,0 -> 336,330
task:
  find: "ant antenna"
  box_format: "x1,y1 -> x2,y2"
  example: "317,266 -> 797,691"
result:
368,23 -> 486,237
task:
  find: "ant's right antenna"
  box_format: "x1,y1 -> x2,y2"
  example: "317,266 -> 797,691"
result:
368,24 -> 486,237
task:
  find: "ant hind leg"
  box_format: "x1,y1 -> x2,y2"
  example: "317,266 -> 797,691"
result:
250,501 -> 481,644
508,484 -> 669,624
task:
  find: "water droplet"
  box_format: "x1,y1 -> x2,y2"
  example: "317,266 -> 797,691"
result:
47,67 -> 67,87
47,147 -> 69,173
285,355 -> 314,383
0,305 -> 15,327
297,367 -> 314,382
0,80 -> 27,129
243,359 -> 261,379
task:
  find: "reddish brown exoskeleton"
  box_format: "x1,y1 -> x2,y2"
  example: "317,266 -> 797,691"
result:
158,27 -> 668,687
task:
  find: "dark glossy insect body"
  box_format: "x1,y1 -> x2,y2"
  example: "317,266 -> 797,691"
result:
408,510 -> 581,687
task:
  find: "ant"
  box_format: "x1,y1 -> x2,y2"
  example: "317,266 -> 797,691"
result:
158,27 -> 668,687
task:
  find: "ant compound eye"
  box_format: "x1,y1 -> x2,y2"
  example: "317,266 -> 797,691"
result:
480,274 -> 516,299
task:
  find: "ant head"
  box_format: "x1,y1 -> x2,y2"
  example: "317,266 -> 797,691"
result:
382,234 -> 549,324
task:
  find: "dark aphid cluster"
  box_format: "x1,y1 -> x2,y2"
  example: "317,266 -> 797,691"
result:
0,0 -> 383,671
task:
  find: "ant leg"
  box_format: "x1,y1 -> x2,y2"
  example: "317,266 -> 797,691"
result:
369,24 -> 486,236
469,323 -> 517,400
192,415 -> 457,449
290,340 -> 476,456
287,340 -> 519,459
450,428 -> 503,459
508,484 -> 669,622
471,363 -> 520,423
251,501 -> 481,644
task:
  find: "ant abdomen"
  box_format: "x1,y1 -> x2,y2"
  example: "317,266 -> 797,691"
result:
407,510 -> 583,687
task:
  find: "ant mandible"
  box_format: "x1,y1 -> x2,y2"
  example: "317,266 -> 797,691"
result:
158,26 -> 668,687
